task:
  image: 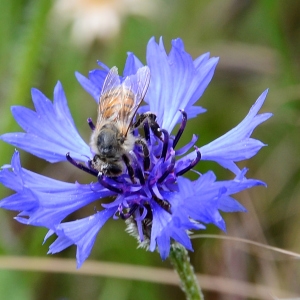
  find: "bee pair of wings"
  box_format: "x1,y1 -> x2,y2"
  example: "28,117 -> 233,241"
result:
96,66 -> 151,136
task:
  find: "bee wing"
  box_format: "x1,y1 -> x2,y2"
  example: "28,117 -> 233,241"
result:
121,66 -> 150,135
96,67 -> 122,130
96,66 -> 150,135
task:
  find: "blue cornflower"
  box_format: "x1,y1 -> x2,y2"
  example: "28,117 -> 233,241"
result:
0,37 -> 272,267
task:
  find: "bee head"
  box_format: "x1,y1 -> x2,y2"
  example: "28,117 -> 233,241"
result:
97,126 -> 121,158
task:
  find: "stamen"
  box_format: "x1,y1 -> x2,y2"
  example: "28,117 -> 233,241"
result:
154,196 -> 172,214
122,154 -> 136,184
119,203 -> 139,220
129,151 -> 145,185
176,146 -> 201,176
97,174 -> 123,194
149,185 -> 172,214
175,134 -> 198,156
158,151 -> 176,184
66,153 -> 98,176
87,118 -> 95,130
160,129 -> 169,161
173,109 -> 187,149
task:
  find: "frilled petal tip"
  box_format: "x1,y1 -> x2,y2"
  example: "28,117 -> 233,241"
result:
123,52 -> 144,76
75,37 -> 218,134
75,67 -> 108,103
48,208 -> 115,268
144,37 -> 219,132
194,89 -> 272,174
0,150 -> 38,211
148,200 -> 195,260
0,82 -> 91,163
142,167 -> 263,259
0,150 -> 114,230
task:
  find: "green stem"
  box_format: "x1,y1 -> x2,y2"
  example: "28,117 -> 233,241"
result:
169,243 -> 204,300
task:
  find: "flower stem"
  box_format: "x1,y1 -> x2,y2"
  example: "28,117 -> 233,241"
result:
169,243 -> 204,300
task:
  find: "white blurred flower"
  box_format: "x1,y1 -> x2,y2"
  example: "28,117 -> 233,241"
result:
52,0 -> 158,47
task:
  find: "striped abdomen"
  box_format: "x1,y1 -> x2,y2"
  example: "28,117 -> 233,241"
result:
101,88 -> 135,121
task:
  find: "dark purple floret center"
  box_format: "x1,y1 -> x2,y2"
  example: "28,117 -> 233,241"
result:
66,110 -> 201,221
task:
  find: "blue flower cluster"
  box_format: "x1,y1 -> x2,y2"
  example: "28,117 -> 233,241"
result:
0,37 -> 272,267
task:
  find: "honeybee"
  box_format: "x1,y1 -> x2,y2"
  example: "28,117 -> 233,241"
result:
90,66 -> 158,181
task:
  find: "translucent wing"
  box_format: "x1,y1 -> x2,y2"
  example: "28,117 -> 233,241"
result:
95,66 -> 150,136
95,66 -> 121,129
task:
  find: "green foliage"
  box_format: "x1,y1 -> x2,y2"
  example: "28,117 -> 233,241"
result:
0,0 -> 300,299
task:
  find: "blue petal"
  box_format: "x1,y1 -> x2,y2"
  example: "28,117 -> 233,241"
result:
149,202 -> 172,252
52,208 -> 116,268
149,191 -> 201,258
0,151 -> 114,229
46,232 -> 73,254
156,234 -> 171,260
75,68 -> 108,102
176,170 -> 264,230
123,52 -> 144,76
218,196 -> 247,212
179,90 -> 272,174
185,105 -> 207,118
200,90 -> 272,166
145,37 -> 218,132
0,82 -> 91,163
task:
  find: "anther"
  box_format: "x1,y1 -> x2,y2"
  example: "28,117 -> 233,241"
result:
149,185 -> 172,214
154,197 -> 172,214
87,118 -> 95,130
173,109 -> 187,149
129,151 -> 145,185
97,173 -> 123,194
158,152 -> 176,184
176,146 -> 201,176
66,153 -> 98,176
160,129 -> 169,161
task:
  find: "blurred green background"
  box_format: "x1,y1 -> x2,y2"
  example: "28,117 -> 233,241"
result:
0,0 -> 300,299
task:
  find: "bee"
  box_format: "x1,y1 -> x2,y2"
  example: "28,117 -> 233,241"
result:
89,66 -> 160,181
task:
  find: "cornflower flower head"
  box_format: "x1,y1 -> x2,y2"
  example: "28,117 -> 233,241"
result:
0,37 -> 272,268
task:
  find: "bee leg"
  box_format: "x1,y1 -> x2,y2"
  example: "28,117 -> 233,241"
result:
173,109 -> 187,148
135,138 -> 150,171
146,113 -> 163,141
143,121 -> 150,142
122,154 -> 136,184
132,113 -> 148,129
133,113 -> 163,141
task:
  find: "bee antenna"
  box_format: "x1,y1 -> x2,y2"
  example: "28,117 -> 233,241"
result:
87,118 -> 95,130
